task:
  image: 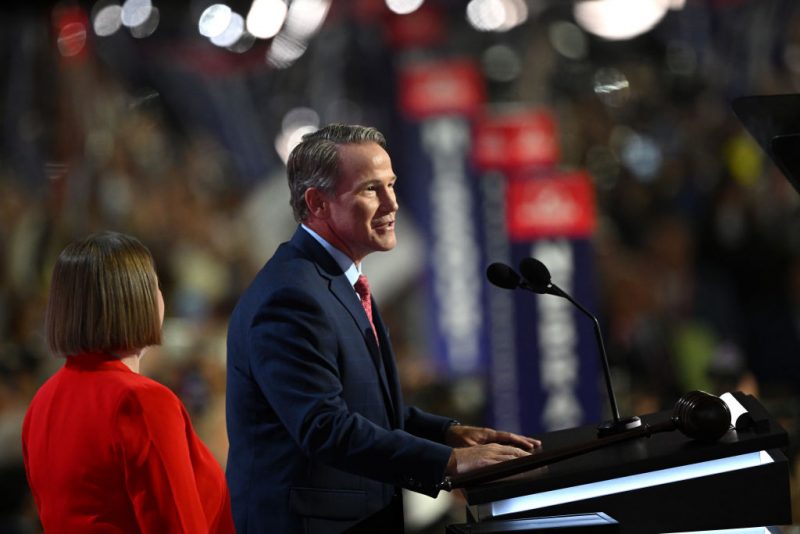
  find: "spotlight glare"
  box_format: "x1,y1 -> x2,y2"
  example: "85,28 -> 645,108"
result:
247,0 -> 288,40
130,6 -> 159,38
466,0 -> 507,32
121,0 -> 152,28
386,0 -> 425,15
574,0 -> 669,41
275,123 -> 318,164
93,5 -> 123,37
283,0 -> 331,39
228,31 -> 256,53
211,12 -> 245,47
266,33 -> 306,68
57,22 -> 87,57
497,0 -> 528,31
199,4 -> 233,38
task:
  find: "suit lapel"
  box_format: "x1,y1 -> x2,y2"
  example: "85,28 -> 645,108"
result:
327,275 -> 397,424
290,228 -> 397,424
371,303 -> 403,429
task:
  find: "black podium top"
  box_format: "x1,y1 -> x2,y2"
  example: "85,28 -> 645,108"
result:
732,94 -> 800,195
460,393 -> 788,507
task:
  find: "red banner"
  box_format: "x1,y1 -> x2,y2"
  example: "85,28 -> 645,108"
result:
397,59 -> 485,119
506,171 -> 596,240
473,109 -> 559,170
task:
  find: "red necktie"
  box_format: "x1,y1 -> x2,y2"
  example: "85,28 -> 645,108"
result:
354,274 -> 378,343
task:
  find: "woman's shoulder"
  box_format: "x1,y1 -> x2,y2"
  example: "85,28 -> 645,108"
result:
120,372 -> 180,402
113,374 -> 191,436
112,372 -> 185,417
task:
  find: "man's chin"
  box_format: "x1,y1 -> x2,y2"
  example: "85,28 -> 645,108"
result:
371,236 -> 396,252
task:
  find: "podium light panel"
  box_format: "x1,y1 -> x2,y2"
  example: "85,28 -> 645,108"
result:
663,527 -> 773,534
475,450 -> 775,520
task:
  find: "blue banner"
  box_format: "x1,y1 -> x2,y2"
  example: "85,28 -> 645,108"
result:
480,172 -> 602,435
397,116 -> 490,377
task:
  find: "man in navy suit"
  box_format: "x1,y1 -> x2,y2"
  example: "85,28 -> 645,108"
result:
226,124 -> 539,533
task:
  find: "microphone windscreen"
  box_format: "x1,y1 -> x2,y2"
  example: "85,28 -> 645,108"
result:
486,263 -> 520,290
519,257 -> 551,293
672,391 -> 731,442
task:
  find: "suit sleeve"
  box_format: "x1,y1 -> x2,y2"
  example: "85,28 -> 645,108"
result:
115,384 -> 234,533
404,406 -> 457,444
249,286 -> 452,496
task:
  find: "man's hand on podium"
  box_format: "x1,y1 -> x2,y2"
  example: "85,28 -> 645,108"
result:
445,425 -> 542,475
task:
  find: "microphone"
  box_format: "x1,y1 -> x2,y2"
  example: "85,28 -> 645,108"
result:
517,257 -> 642,437
486,262 -> 538,292
669,390 -> 731,442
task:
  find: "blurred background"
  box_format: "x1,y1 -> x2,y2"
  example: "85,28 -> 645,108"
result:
3,0 -> 800,531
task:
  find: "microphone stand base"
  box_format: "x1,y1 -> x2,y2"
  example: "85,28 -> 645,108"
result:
597,416 -> 642,437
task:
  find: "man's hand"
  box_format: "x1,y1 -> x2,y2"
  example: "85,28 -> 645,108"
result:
445,424 -> 541,451
445,443 -> 529,475
443,425 -> 542,476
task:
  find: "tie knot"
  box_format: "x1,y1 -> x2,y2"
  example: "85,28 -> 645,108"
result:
354,274 -> 371,302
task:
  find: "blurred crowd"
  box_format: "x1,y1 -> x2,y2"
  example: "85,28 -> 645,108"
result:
4,0 -> 800,531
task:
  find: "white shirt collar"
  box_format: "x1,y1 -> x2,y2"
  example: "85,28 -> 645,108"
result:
301,224 -> 361,287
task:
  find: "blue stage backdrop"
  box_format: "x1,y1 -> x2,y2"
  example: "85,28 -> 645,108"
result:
395,59 -> 602,435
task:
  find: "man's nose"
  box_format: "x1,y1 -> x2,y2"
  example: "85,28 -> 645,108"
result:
382,188 -> 399,212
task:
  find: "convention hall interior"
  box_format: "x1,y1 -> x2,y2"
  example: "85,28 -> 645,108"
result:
3,0 -> 800,531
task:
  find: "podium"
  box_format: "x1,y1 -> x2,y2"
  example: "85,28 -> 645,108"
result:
450,392 -> 791,533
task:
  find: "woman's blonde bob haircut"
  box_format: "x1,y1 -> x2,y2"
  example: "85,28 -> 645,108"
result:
45,231 -> 162,356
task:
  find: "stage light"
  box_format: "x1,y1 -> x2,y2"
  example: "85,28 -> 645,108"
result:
467,0 -> 527,32
130,6 -> 158,38
228,31 -> 256,53
574,0 -> 669,41
92,4 -> 123,37
593,67 -> 630,107
246,0 -> 288,40
386,0 -> 424,15
274,108 -> 319,163
281,107 -> 320,133
267,33 -> 307,68
211,12 -> 244,47
467,0 -> 507,32
496,0 -> 527,31
548,21 -> 588,60
620,132 -> 662,182
121,0 -> 152,28
199,4 -> 232,38
481,45 -> 521,82
283,0 -> 330,40
57,22 -> 87,57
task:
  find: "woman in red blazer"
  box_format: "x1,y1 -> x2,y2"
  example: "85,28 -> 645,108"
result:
22,231 -> 234,533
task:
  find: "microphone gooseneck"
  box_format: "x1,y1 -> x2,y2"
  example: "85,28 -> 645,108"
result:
516,257 -> 641,436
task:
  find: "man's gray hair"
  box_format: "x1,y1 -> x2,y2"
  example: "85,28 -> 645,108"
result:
287,124 -> 387,222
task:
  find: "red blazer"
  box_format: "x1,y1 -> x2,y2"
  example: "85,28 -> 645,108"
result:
22,352 -> 234,533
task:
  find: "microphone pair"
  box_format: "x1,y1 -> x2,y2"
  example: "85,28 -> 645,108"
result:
485,256 -> 642,436
486,258 -> 561,297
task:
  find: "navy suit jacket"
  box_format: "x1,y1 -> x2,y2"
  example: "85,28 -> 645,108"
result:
226,227 -> 453,533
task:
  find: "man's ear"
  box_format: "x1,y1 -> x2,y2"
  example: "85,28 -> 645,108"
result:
304,187 -> 328,219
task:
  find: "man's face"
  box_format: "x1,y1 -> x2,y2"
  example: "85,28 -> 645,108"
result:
323,142 -> 398,263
